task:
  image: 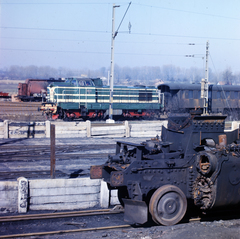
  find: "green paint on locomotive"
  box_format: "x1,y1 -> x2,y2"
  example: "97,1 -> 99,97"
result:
44,77 -> 162,118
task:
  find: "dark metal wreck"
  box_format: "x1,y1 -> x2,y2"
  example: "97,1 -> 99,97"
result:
90,113 -> 240,226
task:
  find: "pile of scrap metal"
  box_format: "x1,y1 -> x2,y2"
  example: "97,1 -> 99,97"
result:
90,113 -> 240,226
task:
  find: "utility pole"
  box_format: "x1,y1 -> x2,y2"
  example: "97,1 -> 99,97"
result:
109,4 -> 120,120
201,40 -> 209,115
108,2 -> 131,121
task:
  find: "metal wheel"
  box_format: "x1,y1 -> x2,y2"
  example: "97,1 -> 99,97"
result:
149,185 -> 187,226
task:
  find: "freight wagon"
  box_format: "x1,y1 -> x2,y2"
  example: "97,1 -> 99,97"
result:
17,78 -> 64,102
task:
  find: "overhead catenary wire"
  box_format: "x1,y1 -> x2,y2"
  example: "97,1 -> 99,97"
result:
2,2 -> 240,21
134,3 -> 240,21
2,26 -> 240,41
0,47 -> 205,58
0,36 -> 206,45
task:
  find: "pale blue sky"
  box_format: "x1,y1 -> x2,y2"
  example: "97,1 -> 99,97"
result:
1,0 -> 240,73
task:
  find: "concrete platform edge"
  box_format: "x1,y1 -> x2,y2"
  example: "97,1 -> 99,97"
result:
0,177 -> 119,214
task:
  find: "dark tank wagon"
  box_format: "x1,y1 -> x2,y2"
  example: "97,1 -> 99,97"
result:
90,113 -> 240,226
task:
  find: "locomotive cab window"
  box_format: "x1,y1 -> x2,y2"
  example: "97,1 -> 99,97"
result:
85,81 -> 92,86
78,80 -> 85,86
72,80 -> 78,86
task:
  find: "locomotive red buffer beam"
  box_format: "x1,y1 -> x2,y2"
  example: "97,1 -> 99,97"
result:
39,103 -> 57,114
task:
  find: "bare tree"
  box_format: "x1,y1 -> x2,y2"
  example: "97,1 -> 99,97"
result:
222,68 -> 234,85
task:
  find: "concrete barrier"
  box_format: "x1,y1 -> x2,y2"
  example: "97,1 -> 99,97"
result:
29,178 -> 101,211
130,122 -> 168,137
8,122 -> 46,138
0,122 -> 4,139
1,120 -> 168,139
1,119 -> 240,139
0,181 -> 18,213
0,177 -> 119,214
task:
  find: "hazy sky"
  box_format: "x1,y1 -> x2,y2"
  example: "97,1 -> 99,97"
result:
1,0 -> 240,73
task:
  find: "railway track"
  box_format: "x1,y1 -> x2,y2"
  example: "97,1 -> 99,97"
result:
0,101 -> 42,113
0,144 -> 115,152
0,143 -> 115,180
0,207 -> 130,238
0,144 -> 115,161
0,207 -> 124,222
0,225 -> 131,239
1,207 -> 240,238
0,153 -> 110,161
0,101 -> 45,121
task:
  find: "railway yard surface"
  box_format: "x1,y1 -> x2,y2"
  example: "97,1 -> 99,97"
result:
1,137 -> 240,238
0,137 -> 149,181
0,101 -> 240,238
0,101 -> 46,122
1,208 -> 240,239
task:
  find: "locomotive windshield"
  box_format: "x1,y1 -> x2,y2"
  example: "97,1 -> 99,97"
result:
64,78 -> 95,87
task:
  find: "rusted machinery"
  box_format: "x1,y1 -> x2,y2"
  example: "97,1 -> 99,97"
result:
90,113 -> 240,226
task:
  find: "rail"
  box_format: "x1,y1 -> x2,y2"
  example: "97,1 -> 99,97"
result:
0,207 -> 130,239
0,207 -> 124,222
0,225 -> 131,238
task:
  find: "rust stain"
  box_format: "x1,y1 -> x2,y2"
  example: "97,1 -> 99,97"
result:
90,165 -> 102,179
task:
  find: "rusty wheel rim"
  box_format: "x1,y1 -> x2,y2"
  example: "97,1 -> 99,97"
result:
149,185 -> 187,226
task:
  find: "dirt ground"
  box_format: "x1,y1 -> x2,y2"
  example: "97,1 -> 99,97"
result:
79,220 -> 240,239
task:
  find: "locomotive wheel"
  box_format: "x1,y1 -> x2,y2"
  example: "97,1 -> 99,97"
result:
149,185 -> 187,226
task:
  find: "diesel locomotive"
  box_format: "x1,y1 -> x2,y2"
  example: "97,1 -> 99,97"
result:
90,113 -> 240,226
40,77 -> 161,120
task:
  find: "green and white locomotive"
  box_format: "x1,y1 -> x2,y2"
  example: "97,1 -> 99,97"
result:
40,77 -> 162,120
